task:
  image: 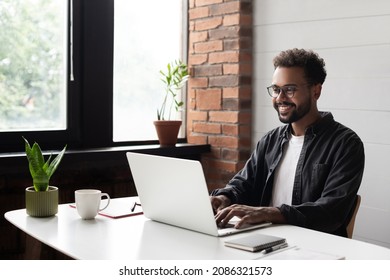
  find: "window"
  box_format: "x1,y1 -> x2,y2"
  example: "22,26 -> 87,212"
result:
113,0 -> 187,142
0,0 -> 187,153
0,0 -> 67,131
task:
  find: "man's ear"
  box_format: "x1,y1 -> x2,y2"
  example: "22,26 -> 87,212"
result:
313,84 -> 322,100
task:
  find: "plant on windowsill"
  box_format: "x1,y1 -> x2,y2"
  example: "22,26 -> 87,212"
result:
154,59 -> 189,146
23,137 -> 66,217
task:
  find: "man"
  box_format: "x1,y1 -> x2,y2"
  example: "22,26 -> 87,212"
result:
211,48 -> 365,237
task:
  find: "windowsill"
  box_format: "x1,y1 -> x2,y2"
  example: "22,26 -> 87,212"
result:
65,143 -> 211,161
0,143 -> 210,157
0,143 -> 211,171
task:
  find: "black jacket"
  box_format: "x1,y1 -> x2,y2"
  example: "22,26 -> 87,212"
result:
212,112 -> 365,237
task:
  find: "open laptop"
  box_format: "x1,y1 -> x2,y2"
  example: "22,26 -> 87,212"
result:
126,152 -> 271,237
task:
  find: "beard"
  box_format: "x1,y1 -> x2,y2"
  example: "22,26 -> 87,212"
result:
274,99 -> 312,124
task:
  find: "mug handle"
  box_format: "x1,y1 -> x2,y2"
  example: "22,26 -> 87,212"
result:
99,193 -> 110,211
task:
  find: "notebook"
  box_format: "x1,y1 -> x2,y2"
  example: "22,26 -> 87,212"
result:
126,152 -> 271,237
69,198 -> 143,219
224,233 -> 286,252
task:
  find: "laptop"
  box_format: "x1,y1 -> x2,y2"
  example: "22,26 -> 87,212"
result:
126,152 -> 271,237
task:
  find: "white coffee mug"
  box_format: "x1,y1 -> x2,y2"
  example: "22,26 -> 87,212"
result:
75,189 -> 110,219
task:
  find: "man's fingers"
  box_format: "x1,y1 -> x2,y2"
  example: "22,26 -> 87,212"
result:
215,208 -> 234,227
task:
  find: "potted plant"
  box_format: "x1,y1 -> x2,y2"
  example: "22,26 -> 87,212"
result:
23,137 -> 66,217
154,59 -> 189,146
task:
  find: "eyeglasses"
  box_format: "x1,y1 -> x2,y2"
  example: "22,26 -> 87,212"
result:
266,84 -> 310,98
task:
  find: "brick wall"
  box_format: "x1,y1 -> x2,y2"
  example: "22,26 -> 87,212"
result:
187,0 -> 253,190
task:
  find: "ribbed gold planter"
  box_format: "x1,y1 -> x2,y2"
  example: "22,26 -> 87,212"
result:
25,186 -> 59,217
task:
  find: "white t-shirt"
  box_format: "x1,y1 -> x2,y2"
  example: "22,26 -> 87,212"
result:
270,134 -> 304,207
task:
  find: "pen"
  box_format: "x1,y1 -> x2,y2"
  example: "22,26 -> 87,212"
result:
263,242 -> 288,254
131,202 -> 141,212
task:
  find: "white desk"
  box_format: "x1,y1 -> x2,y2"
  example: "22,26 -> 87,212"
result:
5,197 -> 390,260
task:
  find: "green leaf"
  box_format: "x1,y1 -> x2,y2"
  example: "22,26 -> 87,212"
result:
23,137 -> 66,192
46,145 -> 67,179
157,59 -> 188,120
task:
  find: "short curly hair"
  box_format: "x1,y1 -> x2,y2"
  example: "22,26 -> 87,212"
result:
273,48 -> 327,85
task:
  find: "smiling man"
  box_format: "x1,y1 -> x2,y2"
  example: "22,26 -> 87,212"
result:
210,48 -> 365,237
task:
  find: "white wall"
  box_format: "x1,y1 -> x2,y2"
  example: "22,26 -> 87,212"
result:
253,0 -> 390,248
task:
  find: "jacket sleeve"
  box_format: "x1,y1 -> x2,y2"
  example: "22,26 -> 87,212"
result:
211,139 -> 265,206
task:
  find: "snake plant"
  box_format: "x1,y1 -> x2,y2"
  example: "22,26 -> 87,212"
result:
23,137 -> 66,192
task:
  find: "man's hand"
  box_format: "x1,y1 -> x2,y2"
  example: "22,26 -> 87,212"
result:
214,204 -> 286,229
210,195 -> 231,213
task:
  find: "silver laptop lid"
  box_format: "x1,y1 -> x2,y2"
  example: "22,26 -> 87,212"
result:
126,152 -> 221,236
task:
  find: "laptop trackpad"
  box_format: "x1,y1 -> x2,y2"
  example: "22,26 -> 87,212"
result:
218,221 -> 255,230
217,216 -> 271,236
217,216 -> 243,229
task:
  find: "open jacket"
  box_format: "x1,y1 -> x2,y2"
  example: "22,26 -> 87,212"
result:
212,112 -> 365,237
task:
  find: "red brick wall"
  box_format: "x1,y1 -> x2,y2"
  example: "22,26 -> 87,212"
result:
187,0 -> 253,190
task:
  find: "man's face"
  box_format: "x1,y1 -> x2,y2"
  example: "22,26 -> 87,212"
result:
271,67 -> 313,124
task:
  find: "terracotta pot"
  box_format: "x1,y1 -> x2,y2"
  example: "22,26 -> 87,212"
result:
25,186 -> 59,217
153,120 -> 182,146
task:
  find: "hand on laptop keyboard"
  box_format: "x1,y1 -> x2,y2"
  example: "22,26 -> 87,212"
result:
214,204 -> 283,229
210,195 -> 231,214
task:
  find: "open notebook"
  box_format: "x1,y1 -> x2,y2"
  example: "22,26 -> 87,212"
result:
126,152 -> 271,237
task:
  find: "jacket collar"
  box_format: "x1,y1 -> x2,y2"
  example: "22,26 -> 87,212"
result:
281,111 -> 334,139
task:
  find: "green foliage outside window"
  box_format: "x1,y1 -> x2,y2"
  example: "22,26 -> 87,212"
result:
0,0 -> 65,130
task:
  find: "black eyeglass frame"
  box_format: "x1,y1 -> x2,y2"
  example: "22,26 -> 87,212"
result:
266,83 -> 312,98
